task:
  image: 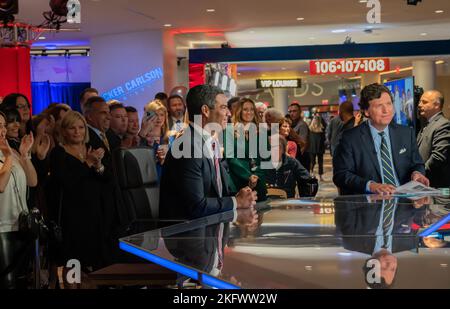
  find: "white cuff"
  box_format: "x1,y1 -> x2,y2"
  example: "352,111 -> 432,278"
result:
231,197 -> 238,223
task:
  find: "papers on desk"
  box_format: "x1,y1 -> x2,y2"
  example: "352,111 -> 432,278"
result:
394,181 -> 441,199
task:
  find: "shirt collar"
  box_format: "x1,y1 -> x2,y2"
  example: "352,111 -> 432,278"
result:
368,120 -> 390,137
88,124 -> 103,138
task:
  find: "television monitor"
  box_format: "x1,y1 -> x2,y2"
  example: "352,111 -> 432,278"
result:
384,76 -> 415,127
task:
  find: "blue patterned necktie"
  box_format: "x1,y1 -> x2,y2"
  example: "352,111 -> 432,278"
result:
378,132 -> 396,186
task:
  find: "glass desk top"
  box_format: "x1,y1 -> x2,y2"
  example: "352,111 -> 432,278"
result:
119,195 -> 450,289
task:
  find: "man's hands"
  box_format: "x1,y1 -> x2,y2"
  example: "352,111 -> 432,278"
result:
411,171 -> 430,187
369,182 -> 397,195
236,186 -> 257,209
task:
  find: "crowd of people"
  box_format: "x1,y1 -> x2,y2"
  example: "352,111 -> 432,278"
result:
1,82 -> 449,289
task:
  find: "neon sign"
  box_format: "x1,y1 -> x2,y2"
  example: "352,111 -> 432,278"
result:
102,67 -> 163,101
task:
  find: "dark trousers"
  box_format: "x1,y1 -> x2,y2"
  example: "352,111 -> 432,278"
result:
310,153 -> 324,175
297,151 -> 311,173
0,232 -> 31,289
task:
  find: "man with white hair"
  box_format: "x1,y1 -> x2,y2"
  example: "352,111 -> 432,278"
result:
255,102 -> 268,121
264,108 -> 283,124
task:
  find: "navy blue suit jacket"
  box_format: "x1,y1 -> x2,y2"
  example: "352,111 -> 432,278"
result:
333,121 -> 425,195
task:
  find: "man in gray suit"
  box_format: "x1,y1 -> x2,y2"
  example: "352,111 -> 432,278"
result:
417,90 -> 450,188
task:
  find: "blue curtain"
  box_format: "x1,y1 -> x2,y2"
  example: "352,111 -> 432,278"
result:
31,82 -> 91,115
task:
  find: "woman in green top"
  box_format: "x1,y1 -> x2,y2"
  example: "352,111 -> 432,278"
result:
225,98 -> 267,201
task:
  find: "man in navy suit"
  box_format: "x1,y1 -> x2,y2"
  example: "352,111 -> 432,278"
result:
333,83 -> 429,195
160,85 -> 257,220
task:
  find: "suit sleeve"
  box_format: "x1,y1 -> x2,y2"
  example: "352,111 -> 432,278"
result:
332,131 -> 370,194
173,156 -> 235,219
425,121 -> 450,173
408,127 -> 426,175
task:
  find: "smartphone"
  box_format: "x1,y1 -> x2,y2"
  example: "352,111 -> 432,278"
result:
146,110 -> 156,119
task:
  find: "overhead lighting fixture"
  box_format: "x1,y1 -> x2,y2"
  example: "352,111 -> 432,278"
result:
38,36 -> 46,40
359,0 -> 368,3
435,60 -> 445,64
164,24 -> 172,27
332,29 -> 347,33
296,17 -> 305,21
420,32 -> 427,36
435,10 -> 444,14
206,8 -> 215,12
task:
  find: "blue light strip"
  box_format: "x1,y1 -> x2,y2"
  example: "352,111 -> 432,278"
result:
120,242 -> 241,289
419,213 -> 450,237
202,274 -> 240,289
119,242 -> 198,280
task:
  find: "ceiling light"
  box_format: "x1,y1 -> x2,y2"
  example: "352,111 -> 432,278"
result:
359,0 -> 368,3
164,24 -> 172,27
206,8 -> 215,12
435,10 -> 444,14
296,17 -> 304,21
332,29 -> 347,33
38,36 -> 46,40
435,60 -> 445,64
420,32 -> 427,36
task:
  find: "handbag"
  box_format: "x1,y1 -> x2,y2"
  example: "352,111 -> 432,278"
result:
10,168 -> 40,240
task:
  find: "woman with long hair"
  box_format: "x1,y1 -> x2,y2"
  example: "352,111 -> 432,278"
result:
278,117 -> 298,158
0,111 -> 37,288
308,115 -> 326,181
226,98 -> 267,201
1,93 -> 33,137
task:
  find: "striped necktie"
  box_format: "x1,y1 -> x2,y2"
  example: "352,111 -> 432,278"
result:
100,132 -> 110,151
378,132 -> 396,186
382,199 -> 395,249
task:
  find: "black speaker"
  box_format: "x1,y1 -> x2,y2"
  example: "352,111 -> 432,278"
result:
0,0 -> 18,16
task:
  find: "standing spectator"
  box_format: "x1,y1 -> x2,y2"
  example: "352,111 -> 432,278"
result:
107,103 -> 128,151
121,106 -> 140,148
288,103 -> 311,172
309,115 -> 326,181
1,109 -> 21,152
154,92 -> 168,106
326,115 -> 343,156
1,93 -> 33,137
279,117 -> 297,158
264,108 -> 283,125
226,98 -> 267,201
166,95 -> 186,133
79,88 -> 99,115
255,102 -> 267,121
227,97 -> 240,121
0,111 -> 37,288
48,111 -> 108,278
417,90 -> 450,188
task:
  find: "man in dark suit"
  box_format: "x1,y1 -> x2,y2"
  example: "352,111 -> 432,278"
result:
160,85 -> 257,220
333,83 -> 429,195
417,90 -> 450,188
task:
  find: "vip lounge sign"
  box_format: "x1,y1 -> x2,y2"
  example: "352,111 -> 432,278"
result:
256,79 -> 302,89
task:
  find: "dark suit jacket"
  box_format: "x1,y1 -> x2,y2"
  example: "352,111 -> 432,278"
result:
334,198 -> 425,254
159,124 -> 235,220
417,112 -> 450,188
333,121 -> 425,195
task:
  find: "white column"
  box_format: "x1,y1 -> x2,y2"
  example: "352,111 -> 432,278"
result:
273,88 -> 289,114
413,60 -> 436,91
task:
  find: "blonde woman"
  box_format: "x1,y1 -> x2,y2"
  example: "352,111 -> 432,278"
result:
308,115 -> 326,180
142,99 -> 170,178
48,111 -> 107,276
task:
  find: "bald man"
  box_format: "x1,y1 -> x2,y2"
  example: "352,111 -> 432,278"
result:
417,90 -> 450,188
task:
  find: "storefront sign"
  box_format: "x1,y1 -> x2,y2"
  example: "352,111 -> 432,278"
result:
256,79 -> 302,88
309,58 -> 390,75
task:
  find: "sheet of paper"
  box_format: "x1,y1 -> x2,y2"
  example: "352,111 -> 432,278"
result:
394,181 -> 441,196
